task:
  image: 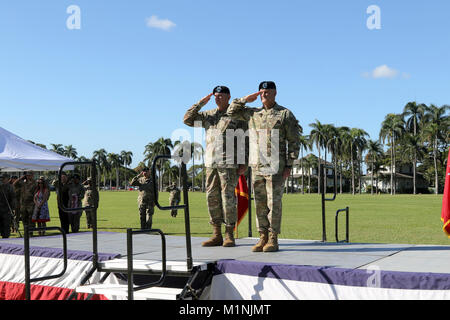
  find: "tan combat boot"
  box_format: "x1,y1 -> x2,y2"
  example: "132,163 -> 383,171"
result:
201,224 -> 223,247
222,225 -> 236,247
263,232 -> 279,252
251,231 -> 269,252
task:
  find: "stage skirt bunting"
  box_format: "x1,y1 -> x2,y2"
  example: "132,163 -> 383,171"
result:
206,259 -> 450,300
0,242 -> 122,300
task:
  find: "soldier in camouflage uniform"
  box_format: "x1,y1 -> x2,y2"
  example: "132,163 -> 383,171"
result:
183,86 -> 247,247
13,171 -> 37,231
227,81 -> 301,252
82,177 -> 99,229
130,167 -> 155,230
0,173 -> 15,238
9,176 -> 21,233
66,174 -> 85,233
166,183 -> 180,217
51,172 -> 70,234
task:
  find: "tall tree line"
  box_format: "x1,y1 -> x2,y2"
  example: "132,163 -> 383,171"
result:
34,102 -> 447,194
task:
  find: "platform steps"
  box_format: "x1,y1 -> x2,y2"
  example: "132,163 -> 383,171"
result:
74,259 -> 214,300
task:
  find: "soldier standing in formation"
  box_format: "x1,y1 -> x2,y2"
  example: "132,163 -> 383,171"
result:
0,173 -> 15,238
82,177 -> 99,229
227,81 -> 301,252
66,174 -> 85,233
130,167 -> 155,230
184,86 -> 247,247
52,172 -> 70,234
166,183 -> 180,217
9,176 -> 20,233
13,171 -> 37,231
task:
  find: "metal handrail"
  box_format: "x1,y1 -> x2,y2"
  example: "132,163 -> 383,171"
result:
320,163 -> 337,242
57,161 -> 98,212
126,228 -> 166,300
58,161 -> 99,270
24,226 -> 67,300
151,155 -> 193,271
335,207 -> 349,243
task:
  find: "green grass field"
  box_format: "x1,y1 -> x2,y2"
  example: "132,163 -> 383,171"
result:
16,191 -> 448,245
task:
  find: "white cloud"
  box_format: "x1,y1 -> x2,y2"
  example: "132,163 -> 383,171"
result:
362,65 -> 410,79
372,65 -> 398,78
146,15 -> 176,31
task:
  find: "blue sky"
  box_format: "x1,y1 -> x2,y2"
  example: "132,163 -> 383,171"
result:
1,0 -> 449,167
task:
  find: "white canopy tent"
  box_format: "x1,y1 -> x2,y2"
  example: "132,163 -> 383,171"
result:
0,127 -> 74,172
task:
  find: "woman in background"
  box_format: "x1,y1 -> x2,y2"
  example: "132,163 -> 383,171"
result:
32,177 -> 50,236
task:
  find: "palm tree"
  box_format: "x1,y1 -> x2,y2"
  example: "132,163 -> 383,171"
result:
351,128 -> 368,194
379,114 -> 405,195
365,140 -> 383,195
298,135 -> 312,194
337,126 -> 351,194
63,145 -> 78,159
173,139 -> 189,187
422,104 -> 449,194
50,143 -> 65,155
402,102 -> 426,194
77,155 -> 89,181
120,150 -> 133,189
93,148 -> 108,187
145,138 -> 173,191
309,120 -> 326,194
190,142 -> 203,191
107,153 -> 122,190
400,133 -> 426,194
305,154 -> 318,193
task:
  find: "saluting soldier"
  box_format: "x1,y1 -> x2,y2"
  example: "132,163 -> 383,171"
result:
183,86 -> 247,247
166,183 -> 180,217
82,177 -> 99,229
227,81 -> 302,252
130,167 -> 155,230
13,171 -> 37,230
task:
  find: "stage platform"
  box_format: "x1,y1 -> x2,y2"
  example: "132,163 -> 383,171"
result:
2,231 -> 450,273
2,232 -> 450,300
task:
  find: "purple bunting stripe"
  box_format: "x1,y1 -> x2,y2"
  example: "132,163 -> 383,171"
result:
215,259 -> 450,291
0,242 -> 119,262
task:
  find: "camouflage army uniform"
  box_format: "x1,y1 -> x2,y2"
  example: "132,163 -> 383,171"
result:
166,184 -> 180,217
130,174 -> 155,229
82,182 -> 99,228
0,180 -> 15,238
183,100 -> 248,228
227,98 -> 301,237
51,177 -> 70,234
11,182 -> 21,229
14,178 -> 37,229
66,182 -> 85,233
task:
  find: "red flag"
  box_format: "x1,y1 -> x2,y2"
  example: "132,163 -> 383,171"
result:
234,175 -> 249,230
441,147 -> 450,237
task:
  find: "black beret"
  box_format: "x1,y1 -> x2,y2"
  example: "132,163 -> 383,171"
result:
212,86 -> 230,95
259,81 -> 276,90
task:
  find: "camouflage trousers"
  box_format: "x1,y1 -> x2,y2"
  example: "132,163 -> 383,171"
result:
20,204 -> 35,229
85,209 -> 95,228
169,196 -> 180,217
206,167 -> 239,227
252,173 -> 284,234
139,202 -> 154,230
